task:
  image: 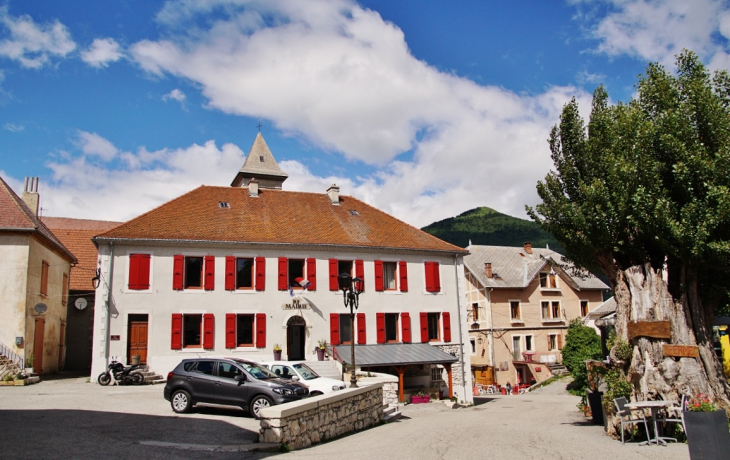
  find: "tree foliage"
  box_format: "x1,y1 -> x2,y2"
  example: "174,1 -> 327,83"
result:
562,318 -> 602,394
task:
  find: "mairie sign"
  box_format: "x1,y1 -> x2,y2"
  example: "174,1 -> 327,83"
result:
281,297 -> 311,310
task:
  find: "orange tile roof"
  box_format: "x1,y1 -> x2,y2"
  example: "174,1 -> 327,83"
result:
42,217 -> 122,291
97,186 -> 467,254
0,176 -> 76,263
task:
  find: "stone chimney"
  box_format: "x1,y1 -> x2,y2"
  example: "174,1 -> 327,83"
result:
21,177 -> 39,215
523,241 -> 532,254
248,177 -> 259,197
326,184 -> 340,205
485,263 -> 493,279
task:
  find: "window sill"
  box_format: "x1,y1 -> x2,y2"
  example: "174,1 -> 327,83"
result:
539,288 -> 561,292
541,318 -> 565,323
510,320 -> 524,325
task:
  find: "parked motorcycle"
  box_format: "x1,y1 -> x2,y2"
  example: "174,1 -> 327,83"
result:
98,357 -> 144,385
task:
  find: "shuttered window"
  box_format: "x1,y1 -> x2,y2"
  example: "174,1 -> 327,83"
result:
225,313 -> 267,348
357,313 -> 367,344
224,257 -> 266,291
128,254 -> 151,290
40,260 -> 49,296
424,261 -> 441,292
402,312 -> 411,343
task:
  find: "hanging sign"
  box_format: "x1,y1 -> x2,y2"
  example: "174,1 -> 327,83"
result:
281,297 -> 311,310
627,321 -> 671,341
662,344 -> 699,358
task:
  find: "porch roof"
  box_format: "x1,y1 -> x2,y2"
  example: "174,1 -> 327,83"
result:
332,343 -> 458,367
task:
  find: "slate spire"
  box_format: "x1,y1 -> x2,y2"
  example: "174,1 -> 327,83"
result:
231,132 -> 288,189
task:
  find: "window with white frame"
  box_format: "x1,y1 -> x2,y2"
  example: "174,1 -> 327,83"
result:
431,367 -> 443,382
383,262 -> 397,290
541,300 -> 562,321
548,333 -> 563,351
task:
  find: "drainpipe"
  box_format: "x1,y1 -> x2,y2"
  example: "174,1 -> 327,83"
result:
104,242 -> 115,368
453,254 -> 467,402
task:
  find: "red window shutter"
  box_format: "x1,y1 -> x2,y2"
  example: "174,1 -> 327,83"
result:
225,256 -> 235,290
357,313 -> 367,344
399,261 -> 408,292
433,262 -> 441,292
204,256 -> 215,290
374,260 -> 384,292
256,313 -> 266,348
329,259 -> 339,291
225,314 -> 236,348
402,313 -> 411,343
139,254 -> 151,289
443,312 -> 451,342
425,262 -> 441,292
173,255 -> 184,290
355,259 -> 365,291
128,254 -> 140,289
420,312 -> 429,343
307,258 -> 317,291
376,313 -> 385,344
171,313 -> 182,349
203,313 -> 214,349
330,313 -> 340,345
278,257 -> 288,290
255,257 -> 266,290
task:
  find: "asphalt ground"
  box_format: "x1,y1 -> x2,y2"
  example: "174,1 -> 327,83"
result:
0,373 -> 690,460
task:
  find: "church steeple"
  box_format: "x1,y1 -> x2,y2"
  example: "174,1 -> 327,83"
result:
231,132 -> 288,189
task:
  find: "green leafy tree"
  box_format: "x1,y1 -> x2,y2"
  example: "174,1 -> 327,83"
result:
561,319 -> 602,394
527,50 -> 730,428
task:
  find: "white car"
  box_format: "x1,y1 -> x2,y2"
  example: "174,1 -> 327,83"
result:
259,361 -> 346,396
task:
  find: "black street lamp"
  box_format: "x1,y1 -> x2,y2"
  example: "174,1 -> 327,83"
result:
338,272 -> 363,388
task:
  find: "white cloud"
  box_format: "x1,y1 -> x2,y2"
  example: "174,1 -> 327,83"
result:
3,123 -> 24,132
0,6 -> 76,68
579,0 -> 729,68
124,0 -> 586,226
162,88 -> 186,104
76,131 -> 119,161
80,38 -> 123,68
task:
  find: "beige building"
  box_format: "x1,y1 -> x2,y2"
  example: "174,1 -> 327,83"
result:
0,177 -> 76,375
464,242 -> 608,389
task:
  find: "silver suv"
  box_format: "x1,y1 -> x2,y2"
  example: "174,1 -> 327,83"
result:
163,357 -> 309,419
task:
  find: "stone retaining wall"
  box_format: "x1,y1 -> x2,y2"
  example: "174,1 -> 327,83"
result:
259,384 -> 384,450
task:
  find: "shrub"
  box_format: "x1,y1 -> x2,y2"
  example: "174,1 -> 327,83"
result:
562,318 -> 602,395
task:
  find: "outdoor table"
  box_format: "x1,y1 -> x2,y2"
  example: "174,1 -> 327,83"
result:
625,400 -> 678,446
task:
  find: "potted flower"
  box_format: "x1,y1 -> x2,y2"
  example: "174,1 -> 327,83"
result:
314,340 -> 327,361
25,352 -> 34,374
410,390 -> 431,404
273,344 -> 282,361
684,393 -> 730,460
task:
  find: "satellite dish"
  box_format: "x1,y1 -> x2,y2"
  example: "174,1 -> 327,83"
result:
74,298 -> 88,311
34,303 -> 48,314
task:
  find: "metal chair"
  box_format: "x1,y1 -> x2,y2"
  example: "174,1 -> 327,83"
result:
658,394 -> 687,436
615,397 -> 650,444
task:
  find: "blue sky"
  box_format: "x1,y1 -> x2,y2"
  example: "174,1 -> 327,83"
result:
1,0 -> 729,227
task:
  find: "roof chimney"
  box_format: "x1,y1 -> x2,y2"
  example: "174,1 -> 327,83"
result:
248,177 -> 259,197
523,241 -> 532,254
21,177 -> 39,215
485,263 -> 493,279
326,184 -> 340,205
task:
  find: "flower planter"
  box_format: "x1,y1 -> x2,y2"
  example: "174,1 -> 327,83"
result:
684,409 -> 730,460
316,348 -> 325,361
410,395 -> 431,404
273,350 -> 282,361
14,379 -> 26,386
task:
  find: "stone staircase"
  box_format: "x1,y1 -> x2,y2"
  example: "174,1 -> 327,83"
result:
547,363 -> 569,376
383,405 -> 402,423
305,360 -> 343,381
136,365 -> 166,384
0,355 -> 22,381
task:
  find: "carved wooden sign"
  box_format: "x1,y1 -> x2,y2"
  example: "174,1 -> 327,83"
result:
662,344 -> 699,358
627,321 -> 671,341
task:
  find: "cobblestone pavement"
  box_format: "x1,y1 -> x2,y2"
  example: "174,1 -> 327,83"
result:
0,374 -> 690,460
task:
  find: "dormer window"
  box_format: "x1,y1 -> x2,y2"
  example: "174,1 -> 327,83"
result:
219,201 -> 230,208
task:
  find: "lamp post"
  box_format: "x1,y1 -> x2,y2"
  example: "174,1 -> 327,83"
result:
338,272 -> 363,388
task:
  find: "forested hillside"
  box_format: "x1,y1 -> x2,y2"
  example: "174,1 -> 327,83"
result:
421,207 -> 563,252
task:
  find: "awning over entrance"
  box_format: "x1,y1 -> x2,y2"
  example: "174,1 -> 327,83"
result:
331,343 -> 458,402
332,343 -> 458,366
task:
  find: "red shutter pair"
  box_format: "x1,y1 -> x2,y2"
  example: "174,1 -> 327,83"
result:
170,313 -> 215,349
417,312 -> 451,343
424,261 -> 441,292
224,256 -> 266,291
279,258 -> 317,290
375,313 -> 411,343
223,313 -> 267,348
329,313 -> 366,345
373,261 -> 409,292
128,254 -> 151,290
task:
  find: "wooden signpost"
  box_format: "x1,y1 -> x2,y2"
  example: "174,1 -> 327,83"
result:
627,321 -> 671,341
662,344 -> 700,358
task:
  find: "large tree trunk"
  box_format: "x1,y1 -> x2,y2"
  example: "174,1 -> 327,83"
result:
600,261 -> 730,437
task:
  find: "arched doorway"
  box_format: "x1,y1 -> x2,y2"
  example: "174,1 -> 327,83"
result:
286,316 -> 306,361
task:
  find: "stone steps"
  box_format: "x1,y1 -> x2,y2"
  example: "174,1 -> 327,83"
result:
383,405 -> 402,423
547,363 -> 569,375
305,360 -> 343,380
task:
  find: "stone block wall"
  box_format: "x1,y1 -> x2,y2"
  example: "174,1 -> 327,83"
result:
382,381 -> 398,405
259,384 -> 384,450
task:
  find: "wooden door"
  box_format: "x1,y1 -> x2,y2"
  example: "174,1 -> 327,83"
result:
34,317 -> 45,374
58,320 -> 66,370
128,321 -> 148,364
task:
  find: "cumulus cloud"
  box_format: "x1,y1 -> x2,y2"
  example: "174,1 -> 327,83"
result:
578,0 -> 730,68
39,134 -> 247,221
76,131 -> 119,161
124,0 -> 587,225
0,6 -> 76,68
162,88 -> 186,105
80,38 -> 123,67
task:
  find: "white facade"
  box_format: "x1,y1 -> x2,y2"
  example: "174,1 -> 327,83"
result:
91,244 -> 473,402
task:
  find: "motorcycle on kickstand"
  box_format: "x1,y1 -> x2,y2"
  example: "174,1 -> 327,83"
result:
98,357 -> 144,386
